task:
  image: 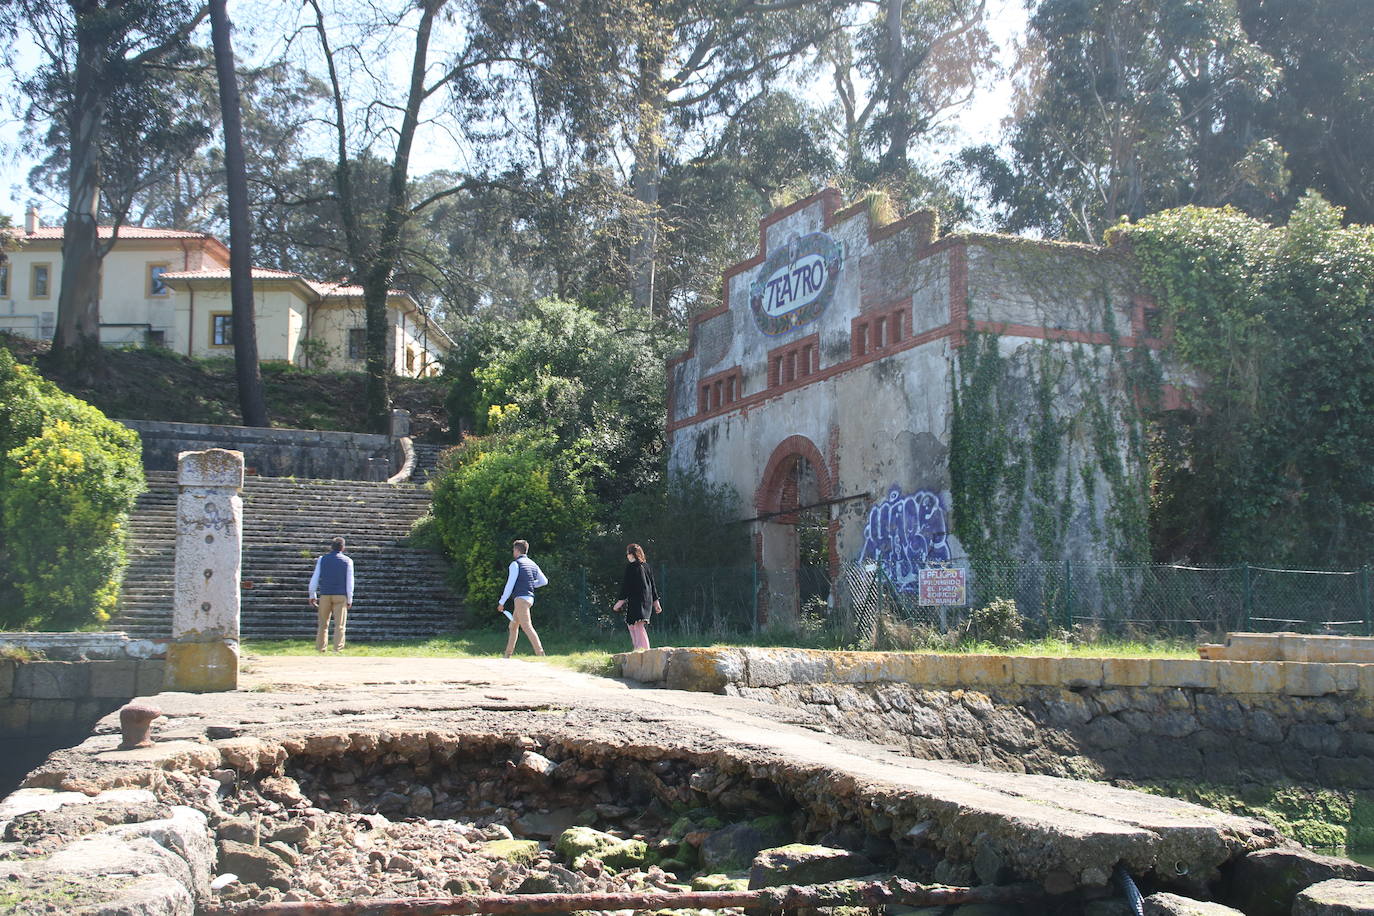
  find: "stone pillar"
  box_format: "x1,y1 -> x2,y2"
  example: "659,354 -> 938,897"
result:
389,408 -> 411,439
760,521 -> 801,629
165,449 -> 243,692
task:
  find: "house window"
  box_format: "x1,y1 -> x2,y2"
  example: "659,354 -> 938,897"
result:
405,347 -> 416,372
148,263 -> 170,297
31,263 -> 51,299
146,329 -> 166,348
211,313 -> 232,347
348,328 -> 366,360
0,264 -> 9,297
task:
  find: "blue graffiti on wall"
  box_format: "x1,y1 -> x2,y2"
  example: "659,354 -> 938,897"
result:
860,485 -> 952,593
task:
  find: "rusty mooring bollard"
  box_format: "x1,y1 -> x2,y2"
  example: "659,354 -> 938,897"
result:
118,702 -> 161,749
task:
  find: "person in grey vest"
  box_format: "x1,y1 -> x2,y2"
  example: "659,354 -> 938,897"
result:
309,536 -> 354,652
497,539 -> 547,658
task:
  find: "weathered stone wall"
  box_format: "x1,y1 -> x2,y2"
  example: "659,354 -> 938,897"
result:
121,418 -> 395,479
0,643 -> 165,739
618,648 -> 1374,789
1,633 -> 165,737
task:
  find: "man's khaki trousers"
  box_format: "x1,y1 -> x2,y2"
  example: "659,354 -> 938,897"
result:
316,595 -> 348,651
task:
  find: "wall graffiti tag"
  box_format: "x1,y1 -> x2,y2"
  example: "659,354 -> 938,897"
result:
859,485 -> 952,593
750,231 -> 844,336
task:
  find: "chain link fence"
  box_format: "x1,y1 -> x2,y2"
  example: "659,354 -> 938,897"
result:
562,561 -> 1374,646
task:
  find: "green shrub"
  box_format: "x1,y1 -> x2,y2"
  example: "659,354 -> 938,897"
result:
430,432 -> 592,616
0,348 -> 144,629
965,596 -> 1023,647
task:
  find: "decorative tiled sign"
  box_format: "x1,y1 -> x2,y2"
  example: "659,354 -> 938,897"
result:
750,231 -> 843,335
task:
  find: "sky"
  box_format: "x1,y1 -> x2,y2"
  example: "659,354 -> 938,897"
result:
0,0 -> 1027,229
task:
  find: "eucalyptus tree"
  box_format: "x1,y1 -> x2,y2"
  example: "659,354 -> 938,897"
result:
298,0 -> 508,430
825,0 -> 995,194
964,0 -> 1282,242
1,0 -> 209,360
472,0 -> 849,315
1239,0 -> 1374,224
209,0 -> 267,427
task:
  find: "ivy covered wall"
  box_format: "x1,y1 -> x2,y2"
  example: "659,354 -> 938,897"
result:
948,243 -> 1159,570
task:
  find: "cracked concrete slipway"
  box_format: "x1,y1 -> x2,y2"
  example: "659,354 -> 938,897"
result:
13,653 -> 1287,903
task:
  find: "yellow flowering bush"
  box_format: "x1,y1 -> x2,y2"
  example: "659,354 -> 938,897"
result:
0,349 -> 144,629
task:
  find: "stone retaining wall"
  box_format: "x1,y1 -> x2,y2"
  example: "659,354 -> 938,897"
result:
1,633 -> 166,737
617,648 -> 1374,788
121,418 -> 396,479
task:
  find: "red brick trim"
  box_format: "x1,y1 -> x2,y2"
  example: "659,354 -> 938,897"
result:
697,365 -> 744,416
852,302 -> 911,358
766,333 -> 821,388
754,434 -> 834,516
1130,294 -> 1173,346
666,321 -> 958,434
665,314 -> 1171,434
670,190 -> 939,395
970,320 -> 1166,350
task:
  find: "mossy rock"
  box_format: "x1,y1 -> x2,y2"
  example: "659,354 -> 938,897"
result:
748,844 -> 876,889
1290,819 -> 1347,849
445,876 -> 486,895
555,825 -> 647,870
659,857 -> 691,875
482,839 -> 542,866
750,814 -> 790,834
691,873 -> 750,892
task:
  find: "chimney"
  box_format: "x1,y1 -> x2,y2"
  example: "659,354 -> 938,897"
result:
24,205 -> 39,235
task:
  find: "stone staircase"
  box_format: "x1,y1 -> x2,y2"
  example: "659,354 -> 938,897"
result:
410,443 -> 450,483
112,471 -> 461,641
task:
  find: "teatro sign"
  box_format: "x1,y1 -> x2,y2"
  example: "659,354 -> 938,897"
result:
750,231 -> 843,335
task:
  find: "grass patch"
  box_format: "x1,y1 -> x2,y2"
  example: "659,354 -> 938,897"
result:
0,644 -> 44,662
244,627 -> 628,675
244,626 -> 1199,675
949,637 -> 1197,658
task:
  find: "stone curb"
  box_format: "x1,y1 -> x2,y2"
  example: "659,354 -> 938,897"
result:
615,647 -> 1374,698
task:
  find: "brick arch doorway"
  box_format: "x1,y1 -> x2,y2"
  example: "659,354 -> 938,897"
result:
754,436 -> 837,628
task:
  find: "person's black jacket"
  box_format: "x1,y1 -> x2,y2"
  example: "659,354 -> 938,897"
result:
619,560 -> 660,623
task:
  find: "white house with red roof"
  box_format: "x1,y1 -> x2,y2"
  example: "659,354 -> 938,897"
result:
0,207 -> 450,376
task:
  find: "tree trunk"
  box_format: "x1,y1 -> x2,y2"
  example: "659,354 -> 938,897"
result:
211,0 -> 270,427
362,268 -> 392,433
53,1 -> 108,360
630,41 -> 665,314
877,0 -> 912,176
359,0 -> 448,430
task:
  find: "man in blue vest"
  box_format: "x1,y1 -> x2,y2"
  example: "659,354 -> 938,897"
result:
309,536 -> 354,652
497,539 -> 548,658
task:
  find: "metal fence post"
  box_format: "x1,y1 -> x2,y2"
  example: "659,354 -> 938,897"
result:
751,562 -> 760,635
1361,566 -> 1372,637
1242,564 -> 1253,631
1063,559 -> 1073,631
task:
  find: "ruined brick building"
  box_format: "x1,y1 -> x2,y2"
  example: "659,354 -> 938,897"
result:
667,189 -> 1178,624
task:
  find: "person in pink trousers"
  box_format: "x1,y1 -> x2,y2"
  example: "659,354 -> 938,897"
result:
613,543 -> 661,650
